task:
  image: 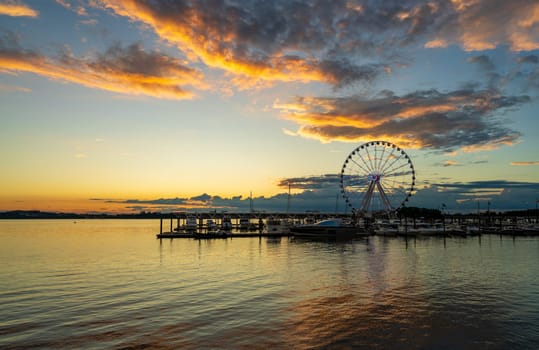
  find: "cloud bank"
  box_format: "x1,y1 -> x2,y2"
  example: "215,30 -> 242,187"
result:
2,0 -> 539,152
0,31 -> 202,99
94,0 -> 539,84
95,176 -> 539,214
276,88 -> 528,151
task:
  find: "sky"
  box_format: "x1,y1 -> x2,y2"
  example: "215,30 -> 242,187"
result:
0,0 -> 538,214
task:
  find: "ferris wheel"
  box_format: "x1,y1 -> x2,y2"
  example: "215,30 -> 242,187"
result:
340,141 -> 415,215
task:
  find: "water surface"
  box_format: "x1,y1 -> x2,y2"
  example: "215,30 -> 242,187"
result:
1,219 -> 538,349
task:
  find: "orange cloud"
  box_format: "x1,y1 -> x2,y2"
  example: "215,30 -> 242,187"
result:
424,38 -> 448,48
294,124 -> 425,149
0,43 -> 203,99
432,1 -> 539,52
95,1 -> 321,84
94,1 -> 385,88
510,161 -> 539,166
275,88 -> 527,151
0,2 -> 38,17
460,136 -> 517,152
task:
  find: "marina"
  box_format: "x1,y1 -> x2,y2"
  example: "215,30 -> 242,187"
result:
155,211 -> 539,239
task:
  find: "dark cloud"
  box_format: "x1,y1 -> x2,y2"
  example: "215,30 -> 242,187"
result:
96,179 -> 539,213
431,180 -> 539,190
6,1 -> 539,92
95,0 -> 539,91
517,55 -> 539,64
92,43 -> 194,77
278,88 -> 530,151
0,29 -> 41,60
468,55 -> 495,72
277,174 -> 341,191
423,0 -> 539,51
319,59 -> 383,88
94,0 -> 458,87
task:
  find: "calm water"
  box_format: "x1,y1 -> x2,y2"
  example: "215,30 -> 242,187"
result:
1,220 -> 539,349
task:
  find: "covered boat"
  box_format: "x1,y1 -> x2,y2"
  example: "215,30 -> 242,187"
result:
290,218 -> 368,239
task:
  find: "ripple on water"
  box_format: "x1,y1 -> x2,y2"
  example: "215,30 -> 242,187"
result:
1,222 -> 539,349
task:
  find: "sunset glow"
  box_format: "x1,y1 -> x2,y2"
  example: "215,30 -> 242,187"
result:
1,0 -> 538,213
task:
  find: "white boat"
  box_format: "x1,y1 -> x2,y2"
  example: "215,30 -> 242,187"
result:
521,224 -> 539,234
206,219 -> 217,232
239,216 -> 250,231
221,215 -> 233,232
290,218 -> 369,239
373,219 -> 401,236
184,215 -> 198,232
265,217 -> 292,235
403,222 -> 447,236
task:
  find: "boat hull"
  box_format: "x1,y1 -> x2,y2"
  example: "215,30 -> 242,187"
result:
193,231 -> 230,239
291,226 -> 368,239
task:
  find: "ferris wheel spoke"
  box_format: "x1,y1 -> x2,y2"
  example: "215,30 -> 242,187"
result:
383,178 -> 411,192
380,152 -> 406,175
377,144 -> 388,172
356,149 -> 375,174
348,157 -> 372,176
363,145 -> 376,173
374,144 -> 380,172
378,147 -> 398,174
384,161 -> 412,177
383,170 -> 414,178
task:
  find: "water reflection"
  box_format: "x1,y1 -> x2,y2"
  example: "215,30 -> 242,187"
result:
1,222 -> 539,349
278,236 -> 537,349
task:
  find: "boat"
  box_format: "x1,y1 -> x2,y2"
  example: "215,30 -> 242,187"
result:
373,219 -> 401,236
184,215 -> 198,232
206,219 -> 217,231
239,215 -> 250,231
290,218 -> 369,239
221,215 -> 233,232
265,216 -> 292,235
520,224 -> 539,235
194,229 -> 230,239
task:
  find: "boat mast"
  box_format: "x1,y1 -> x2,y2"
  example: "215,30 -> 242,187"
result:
286,182 -> 291,214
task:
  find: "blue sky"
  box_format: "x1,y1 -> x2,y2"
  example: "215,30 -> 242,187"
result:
0,0 -> 538,214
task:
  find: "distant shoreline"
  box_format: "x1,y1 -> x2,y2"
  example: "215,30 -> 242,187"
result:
1,208 -> 538,220
0,210 -> 162,220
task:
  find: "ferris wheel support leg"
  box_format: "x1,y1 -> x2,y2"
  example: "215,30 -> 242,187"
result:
376,181 -> 393,214
376,182 -> 393,214
360,181 -> 375,212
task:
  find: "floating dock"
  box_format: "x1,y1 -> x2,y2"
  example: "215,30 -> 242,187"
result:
156,232 -> 293,239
